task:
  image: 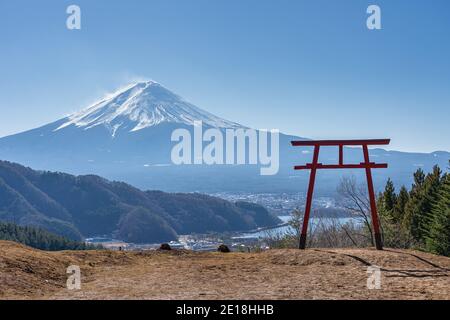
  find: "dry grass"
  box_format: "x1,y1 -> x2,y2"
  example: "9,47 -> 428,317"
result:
0,241 -> 448,300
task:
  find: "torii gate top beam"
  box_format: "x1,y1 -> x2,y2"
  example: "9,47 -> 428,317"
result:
291,139 -> 390,146
291,139 -> 390,170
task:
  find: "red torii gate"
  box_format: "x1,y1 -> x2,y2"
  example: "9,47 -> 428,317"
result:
290,139 -> 390,250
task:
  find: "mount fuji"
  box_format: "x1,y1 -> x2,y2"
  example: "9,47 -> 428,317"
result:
55,81 -> 243,136
0,80 -> 448,194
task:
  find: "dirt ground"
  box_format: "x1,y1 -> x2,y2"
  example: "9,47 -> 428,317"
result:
0,240 -> 449,300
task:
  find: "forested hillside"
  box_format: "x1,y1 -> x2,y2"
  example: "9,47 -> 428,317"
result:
0,222 -> 97,251
0,160 -> 280,243
378,163 -> 450,256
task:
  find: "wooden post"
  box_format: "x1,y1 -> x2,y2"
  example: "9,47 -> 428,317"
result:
362,145 -> 383,250
299,145 -> 320,249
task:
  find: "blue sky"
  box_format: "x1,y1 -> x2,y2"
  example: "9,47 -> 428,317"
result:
0,0 -> 449,152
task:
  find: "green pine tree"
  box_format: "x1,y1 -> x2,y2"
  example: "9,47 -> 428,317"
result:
393,186 -> 409,223
383,178 -> 397,213
425,173 -> 450,256
404,168 -> 428,243
419,166 -> 443,240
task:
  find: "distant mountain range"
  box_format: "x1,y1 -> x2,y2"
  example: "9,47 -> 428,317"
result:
0,81 -> 448,194
0,160 -> 280,242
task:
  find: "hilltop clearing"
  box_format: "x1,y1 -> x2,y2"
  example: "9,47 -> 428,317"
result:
0,241 -> 448,300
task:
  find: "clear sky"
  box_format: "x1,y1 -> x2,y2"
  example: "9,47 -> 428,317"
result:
0,0 -> 449,152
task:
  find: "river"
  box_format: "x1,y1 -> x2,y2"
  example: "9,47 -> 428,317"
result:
234,215 -> 362,239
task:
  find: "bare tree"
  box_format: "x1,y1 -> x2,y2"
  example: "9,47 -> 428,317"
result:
287,208 -> 303,238
266,207 -> 369,249
337,176 -> 374,246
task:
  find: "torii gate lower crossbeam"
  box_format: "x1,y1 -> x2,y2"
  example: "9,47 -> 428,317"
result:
291,139 -> 390,250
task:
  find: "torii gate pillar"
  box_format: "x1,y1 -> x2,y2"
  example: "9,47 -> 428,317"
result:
291,139 -> 390,250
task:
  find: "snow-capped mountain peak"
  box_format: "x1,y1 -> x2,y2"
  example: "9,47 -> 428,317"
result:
55,80 -> 242,136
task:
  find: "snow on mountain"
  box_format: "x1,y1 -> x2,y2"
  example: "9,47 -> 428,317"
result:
55,81 -> 243,137
0,79 -> 448,194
